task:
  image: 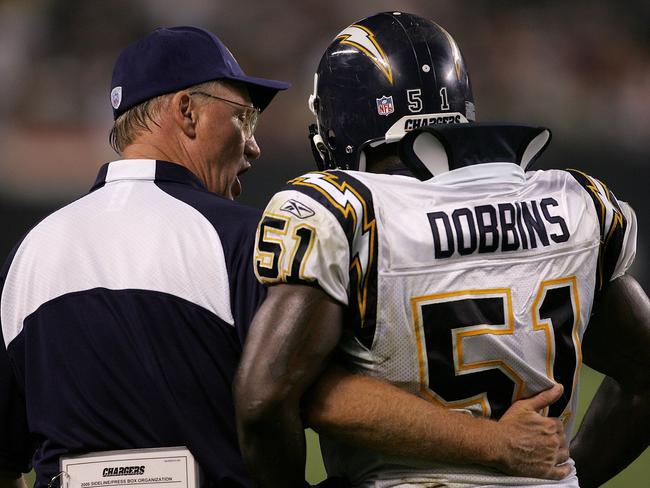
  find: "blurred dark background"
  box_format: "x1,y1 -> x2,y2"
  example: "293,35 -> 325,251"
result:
1,1 -> 649,485
1,0 -> 648,288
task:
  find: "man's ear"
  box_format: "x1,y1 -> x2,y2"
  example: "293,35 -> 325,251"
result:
171,91 -> 197,138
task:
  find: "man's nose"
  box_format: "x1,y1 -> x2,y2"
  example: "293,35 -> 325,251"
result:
245,136 -> 261,160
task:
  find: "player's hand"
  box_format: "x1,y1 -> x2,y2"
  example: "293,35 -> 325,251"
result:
494,384 -> 571,480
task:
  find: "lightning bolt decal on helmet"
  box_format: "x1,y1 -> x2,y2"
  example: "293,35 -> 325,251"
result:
308,11 -> 475,171
336,24 -> 394,84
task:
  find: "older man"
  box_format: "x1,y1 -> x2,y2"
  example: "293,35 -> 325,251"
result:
0,26 -> 288,488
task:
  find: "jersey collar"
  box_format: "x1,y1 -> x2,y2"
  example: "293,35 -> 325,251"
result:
428,162 -> 527,187
90,159 -> 207,192
399,123 -> 551,181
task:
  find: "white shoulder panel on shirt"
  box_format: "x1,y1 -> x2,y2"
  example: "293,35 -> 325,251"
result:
2,178 -> 234,347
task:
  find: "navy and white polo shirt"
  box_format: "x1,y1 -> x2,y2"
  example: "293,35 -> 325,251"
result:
0,159 -> 265,487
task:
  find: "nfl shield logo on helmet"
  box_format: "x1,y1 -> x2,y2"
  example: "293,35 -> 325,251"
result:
376,95 -> 394,116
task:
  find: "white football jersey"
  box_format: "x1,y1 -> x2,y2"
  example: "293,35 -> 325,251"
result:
254,163 -> 636,487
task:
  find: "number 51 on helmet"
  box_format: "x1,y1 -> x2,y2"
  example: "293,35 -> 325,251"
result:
308,11 -> 476,171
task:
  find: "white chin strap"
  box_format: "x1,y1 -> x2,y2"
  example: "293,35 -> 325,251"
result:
312,132 -> 328,163
307,72 -> 328,165
308,73 -> 319,116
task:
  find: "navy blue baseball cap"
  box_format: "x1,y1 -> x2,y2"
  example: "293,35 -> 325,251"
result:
110,26 -> 290,119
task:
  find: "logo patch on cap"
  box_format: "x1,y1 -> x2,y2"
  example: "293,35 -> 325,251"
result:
111,87 -> 123,110
376,95 -> 394,116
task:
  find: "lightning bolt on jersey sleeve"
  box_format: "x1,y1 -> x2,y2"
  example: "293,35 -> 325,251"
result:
254,171 -> 379,345
566,169 -> 637,290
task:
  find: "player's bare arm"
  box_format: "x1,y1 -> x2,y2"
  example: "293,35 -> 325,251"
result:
235,283 -> 570,485
234,284 -> 343,487
308,366 -> 571,480
571,274 -> 650,487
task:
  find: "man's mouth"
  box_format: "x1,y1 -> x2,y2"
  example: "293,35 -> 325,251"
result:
232,164 -> 251,198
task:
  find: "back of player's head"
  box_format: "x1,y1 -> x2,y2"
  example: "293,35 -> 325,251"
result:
308,11 -> 475,171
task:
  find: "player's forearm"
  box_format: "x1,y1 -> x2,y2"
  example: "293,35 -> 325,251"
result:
307,367 -> 569,480
236,400 -> 308,488
235,285 -> 344,487
306,366 -> 502,467
575,275 -> 650,486
571,376 -> 650,488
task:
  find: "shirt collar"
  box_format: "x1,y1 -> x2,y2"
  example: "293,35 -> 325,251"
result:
90,159 -> 207,192
428,162 -> 526,187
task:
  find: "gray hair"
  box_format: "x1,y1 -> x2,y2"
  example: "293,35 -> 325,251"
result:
108,80 -> 222,154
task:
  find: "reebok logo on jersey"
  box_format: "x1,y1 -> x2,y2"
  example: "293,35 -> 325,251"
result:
280,199 -> 315,219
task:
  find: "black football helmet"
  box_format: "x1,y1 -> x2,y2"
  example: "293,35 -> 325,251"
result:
308,11 -> 475,171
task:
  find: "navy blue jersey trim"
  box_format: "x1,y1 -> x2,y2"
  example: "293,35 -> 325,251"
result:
19,287 -> 253,488
90,163 -> 109,191
154,180 -> 266,345
153,160 -> 207,190
567,169 -> 628,291
90,160 -> 207,192
285,170 -> 379,348
90,157 -> 265,343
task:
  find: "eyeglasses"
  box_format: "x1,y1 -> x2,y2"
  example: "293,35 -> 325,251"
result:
189,91 -> 260,139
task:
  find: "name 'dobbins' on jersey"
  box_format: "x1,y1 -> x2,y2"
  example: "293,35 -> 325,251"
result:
428,197 -> 570,259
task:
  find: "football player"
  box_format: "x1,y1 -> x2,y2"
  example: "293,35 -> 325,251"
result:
235,11 -> 650,488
